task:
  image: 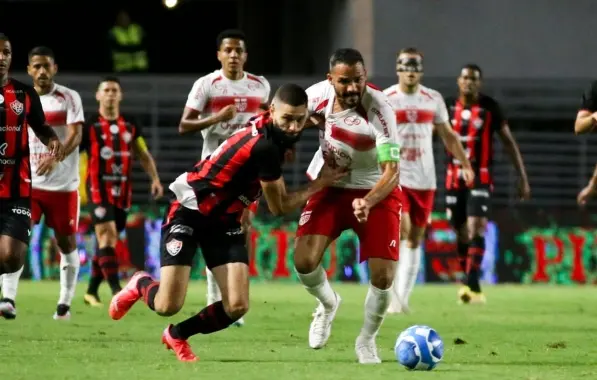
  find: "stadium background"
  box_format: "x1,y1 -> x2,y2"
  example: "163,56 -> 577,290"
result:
4,0 -> 597,285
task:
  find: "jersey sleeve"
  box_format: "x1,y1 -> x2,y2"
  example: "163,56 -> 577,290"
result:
371,101 -> 401,162
185,77 -> 210,112
580,81 -> 597,112
433,93 -> 450,124
130,116 -> 144,140
252,139 -> 283,182
306,82 -> 328,114
261,77 -> 271,104
66,90 -> 85,125
26,86 -> 47,130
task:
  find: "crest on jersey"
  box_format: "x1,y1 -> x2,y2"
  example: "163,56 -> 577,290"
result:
94,207 -> 106,219
10,100 -> 23,115
109,124 -> 119,134
234,98 -> 248,112
299,211 -> 312,226
406,109 -> 418,123
166,239 -> 183,256
122,131 -> 132,143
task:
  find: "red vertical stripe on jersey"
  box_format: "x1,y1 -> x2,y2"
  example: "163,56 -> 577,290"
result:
1,83 -> 17,198
193,128 -> 252,181
89,127 -> 102,204
117,117 -> 132,209
479,112 -> 493,184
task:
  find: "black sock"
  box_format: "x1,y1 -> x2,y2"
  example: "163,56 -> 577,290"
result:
137,276 -> 159,311
169,301 -> 236,340
87,255 -> 103,296
466,235 -> 485,292
97,247 -> 122,294
457,240 -> 469,283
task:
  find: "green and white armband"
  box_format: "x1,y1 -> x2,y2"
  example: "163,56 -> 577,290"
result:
377,143 -> 401,163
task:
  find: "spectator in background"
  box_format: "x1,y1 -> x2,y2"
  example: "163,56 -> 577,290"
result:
109,10 -> 148,73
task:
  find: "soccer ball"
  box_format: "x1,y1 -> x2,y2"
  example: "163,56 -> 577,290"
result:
395,325 -> 444,370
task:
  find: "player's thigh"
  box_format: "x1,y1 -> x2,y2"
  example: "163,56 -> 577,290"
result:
445,190 -> 467,230
400,188 -> 413,239
45,190 -> 80,236
92,203 -> 119,246
295,188 -> 343,271
30,190 -> 44,226
466,187 -> 491,225
409,189 -> 435,229
356,188 -> 401,269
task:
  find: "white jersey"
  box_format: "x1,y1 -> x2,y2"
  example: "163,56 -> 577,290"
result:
384,84 -> 449,190
29,83 -> 84,192
305,81 -> 399,189
185,70 -> 271,159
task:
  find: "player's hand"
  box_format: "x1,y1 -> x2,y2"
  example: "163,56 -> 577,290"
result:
461,166 -> 475,187
317,163 -> 348,186
306,113 -> 325,129
36,155 -> 58,176
47,137 -> 66,161
352,198 -> 371,223
216,105 -> 237,122
150,180 -> 164,199
577,184 -> 596,206
518,179 -> 531,201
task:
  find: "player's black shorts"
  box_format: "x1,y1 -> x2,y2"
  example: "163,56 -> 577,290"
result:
90,202 -> 128,233
0,198 -> 32,245
160,200 -> 247,269
445,186 -> 491,228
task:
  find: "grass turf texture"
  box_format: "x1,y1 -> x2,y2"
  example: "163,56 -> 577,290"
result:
1,282 -> 595,380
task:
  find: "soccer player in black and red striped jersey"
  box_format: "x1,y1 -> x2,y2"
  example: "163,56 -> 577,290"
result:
109,84 -> 345,362
80,76 -> 163,305
444,64 -> 530,304
0,34 -> 66,317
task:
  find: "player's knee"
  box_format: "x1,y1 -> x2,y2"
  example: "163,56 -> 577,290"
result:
223,297 -> 249,320
0,251 -> 23,274
370,272 -> 394,290
154,300 -> 183,317
467,220 -> 486,239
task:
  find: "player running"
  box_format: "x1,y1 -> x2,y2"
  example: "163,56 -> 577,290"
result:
0,46 -> 84,320
0,34 -> 66,318
445,64 -> 530,304
383,48 -> 474,314
297,48 -> 401,364
178,29 -> 270,327
109,84 -> 345,362
81,76 -> 163,306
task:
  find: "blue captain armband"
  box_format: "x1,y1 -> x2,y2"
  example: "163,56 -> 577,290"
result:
377,143 -> 401,162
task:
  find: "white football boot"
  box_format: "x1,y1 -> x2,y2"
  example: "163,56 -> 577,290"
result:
355,335 -> 381,364
308,292 -> 341,349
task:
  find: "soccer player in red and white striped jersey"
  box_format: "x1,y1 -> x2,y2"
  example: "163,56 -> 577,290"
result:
178,29 -> 270,326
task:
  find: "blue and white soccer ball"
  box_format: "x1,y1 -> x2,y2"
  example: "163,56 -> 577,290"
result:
395,325 -> 444,370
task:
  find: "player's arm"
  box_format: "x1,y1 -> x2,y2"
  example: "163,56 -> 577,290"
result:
575,81 -> 597,135
178,78 -> 235,134
61,91 -> 85,156
26,87 -> 65,160
133,137 -> 163,196
435,122 -> 474,184
256,141 -> 344,215
497,123 -> 530,199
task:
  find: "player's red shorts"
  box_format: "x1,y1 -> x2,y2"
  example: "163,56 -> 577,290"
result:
401,187 -> 435,227
31,188 -> 80,235
296,187 -> 402,262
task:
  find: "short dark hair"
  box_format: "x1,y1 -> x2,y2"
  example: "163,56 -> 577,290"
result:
329,48 -> 365,70
397,47 -> 423,59
461,63 -> 483,78
274,84 -> 308,107
0,33 -> 8,42
216,29 -> 246,50
97,75 -> 121,89
28,46 -> 55,61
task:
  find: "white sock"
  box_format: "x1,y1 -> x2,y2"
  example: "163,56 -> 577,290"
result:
295,265 -> 337,311
58,250 -> 80,306
361,283 -> 391,339
2,266 -> 24,301
397,245 -> 421,306
206,268 -> 221,304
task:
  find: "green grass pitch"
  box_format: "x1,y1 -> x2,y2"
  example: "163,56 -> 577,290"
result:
1,282 -> 595,380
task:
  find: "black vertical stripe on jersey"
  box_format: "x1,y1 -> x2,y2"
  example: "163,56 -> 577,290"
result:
0,86 -> 6,177
11,90 -> 27,197
110,121 -> 122,207
94,122 -> 110,204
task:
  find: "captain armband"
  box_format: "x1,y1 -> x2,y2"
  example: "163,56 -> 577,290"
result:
135,136 -> 149,153
377,143 -> 401,163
